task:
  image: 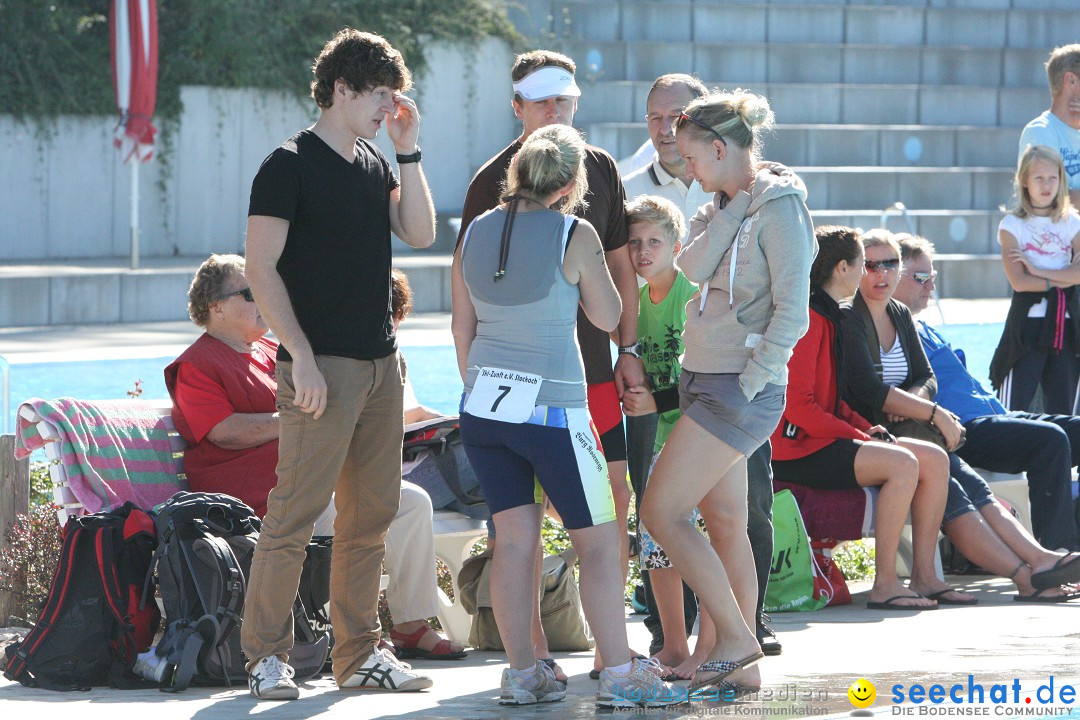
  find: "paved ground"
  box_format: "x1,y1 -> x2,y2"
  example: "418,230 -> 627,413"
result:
2,576 -> 1078,718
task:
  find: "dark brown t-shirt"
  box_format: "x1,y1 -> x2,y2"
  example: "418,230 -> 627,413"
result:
458,139 -> 628,384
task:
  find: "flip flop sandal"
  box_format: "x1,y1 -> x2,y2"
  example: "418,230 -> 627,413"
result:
923,589 -> 978,606
689,651 -> 765,691
866,594 -> 937,611
1031,553 -> 1080,590
389,625 -> 468,660
1014,586 -> 1080,603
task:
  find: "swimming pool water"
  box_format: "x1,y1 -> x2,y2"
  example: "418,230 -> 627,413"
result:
4,323 -> 1004,431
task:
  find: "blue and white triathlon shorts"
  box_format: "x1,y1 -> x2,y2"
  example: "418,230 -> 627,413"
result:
459,401 -> 615,530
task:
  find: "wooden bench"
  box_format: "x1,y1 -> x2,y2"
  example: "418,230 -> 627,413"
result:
3,400 -> 486,644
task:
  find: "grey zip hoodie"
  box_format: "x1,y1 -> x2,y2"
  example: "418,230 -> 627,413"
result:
678,161 -> 816,401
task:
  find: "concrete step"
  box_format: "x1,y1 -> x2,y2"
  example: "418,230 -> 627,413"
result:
557,39 -> 1048,86
0,254 -> 454,328
0,244 -> 1012,328
794,166 -> 1014,210
588,123 -> 1020,169
933,253 -> 1011,298
576,80 -> 1045,127
810,209 -> 1005,253
509,1 -> 1080,49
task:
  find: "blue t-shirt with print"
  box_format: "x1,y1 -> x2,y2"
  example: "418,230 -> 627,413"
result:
1020,111 -> 1080,191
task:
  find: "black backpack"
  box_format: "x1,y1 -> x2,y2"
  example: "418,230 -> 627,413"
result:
150,491 -> 329,692
3,503 -> 161,691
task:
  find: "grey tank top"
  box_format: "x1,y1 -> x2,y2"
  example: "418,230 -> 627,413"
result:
461,206 -> 587,407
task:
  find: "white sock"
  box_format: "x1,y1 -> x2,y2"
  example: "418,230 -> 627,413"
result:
608,661 -> 633,675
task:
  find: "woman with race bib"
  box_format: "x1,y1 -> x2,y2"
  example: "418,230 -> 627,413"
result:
452,124 -> 676,709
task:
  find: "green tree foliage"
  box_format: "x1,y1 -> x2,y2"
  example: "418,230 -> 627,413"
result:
0,1 -> 518,121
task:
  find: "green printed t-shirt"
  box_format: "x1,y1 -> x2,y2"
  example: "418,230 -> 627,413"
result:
639,271 -> 697,452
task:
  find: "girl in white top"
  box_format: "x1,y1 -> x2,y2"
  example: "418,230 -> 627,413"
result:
993,144 -> 1080,414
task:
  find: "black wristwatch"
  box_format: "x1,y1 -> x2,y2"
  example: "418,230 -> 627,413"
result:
396,147 -> 422,164
617,342 -> 642,359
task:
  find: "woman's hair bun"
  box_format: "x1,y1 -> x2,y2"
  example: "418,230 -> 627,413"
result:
734,90 -> 773,129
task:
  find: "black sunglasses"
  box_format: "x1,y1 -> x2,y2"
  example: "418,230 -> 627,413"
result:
218,287 -> 255,302
864,259 -> 900,273
678,112 -> 726,146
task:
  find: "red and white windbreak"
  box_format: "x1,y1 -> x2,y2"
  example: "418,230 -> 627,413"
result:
110,0 -> 158,163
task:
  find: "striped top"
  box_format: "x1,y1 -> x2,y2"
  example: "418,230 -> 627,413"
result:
880,335 -> 909,387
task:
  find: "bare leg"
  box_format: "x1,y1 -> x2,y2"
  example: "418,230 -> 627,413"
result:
851,442 -> 935,608
649,567 -> 691,674
640,416 -> 761,688
980,501 -> 1063,572
489,504 -> 544,670
592,459 -> 630,671
678,591 -> 716,679
697,456 -> 758,632
942,511 -> 1037,594
896,439 -> 974,602
567,520 -> 631,671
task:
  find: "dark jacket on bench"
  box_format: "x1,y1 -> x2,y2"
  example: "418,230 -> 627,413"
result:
839,291 -> 936,427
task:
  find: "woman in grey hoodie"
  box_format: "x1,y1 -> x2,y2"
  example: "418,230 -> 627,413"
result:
640,89 -> 815,694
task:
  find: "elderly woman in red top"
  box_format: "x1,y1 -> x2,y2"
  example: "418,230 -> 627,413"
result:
165,254 -> 279,516
166,255 -> 466,660
769,226 -> 950,611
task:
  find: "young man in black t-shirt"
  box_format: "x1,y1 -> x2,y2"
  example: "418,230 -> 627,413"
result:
241,29 -> 435,700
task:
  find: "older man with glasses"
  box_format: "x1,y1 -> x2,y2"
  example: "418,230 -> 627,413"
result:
893,233 -> 1080,553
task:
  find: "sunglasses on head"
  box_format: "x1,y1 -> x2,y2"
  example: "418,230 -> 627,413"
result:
218,287 -> 255,302
907,271 -> 937,285
678,113 -> 726,146
864,259 -> 900,272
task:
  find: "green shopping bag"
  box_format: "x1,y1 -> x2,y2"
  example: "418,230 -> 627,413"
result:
764,489 -> 832,613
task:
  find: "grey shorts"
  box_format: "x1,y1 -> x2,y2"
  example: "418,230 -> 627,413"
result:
679,371 -> 786,457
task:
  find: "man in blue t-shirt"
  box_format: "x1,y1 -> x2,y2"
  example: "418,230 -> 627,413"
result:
1019,44 -> 1080,207
894,235 -> 1080,552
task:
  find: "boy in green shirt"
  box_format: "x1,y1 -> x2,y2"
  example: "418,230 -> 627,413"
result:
622,195 -> 714,679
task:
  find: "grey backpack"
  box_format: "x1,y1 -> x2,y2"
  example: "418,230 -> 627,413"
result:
149,492 -> 329,691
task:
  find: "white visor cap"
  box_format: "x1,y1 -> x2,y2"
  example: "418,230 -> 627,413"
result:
512,66 -> 581,101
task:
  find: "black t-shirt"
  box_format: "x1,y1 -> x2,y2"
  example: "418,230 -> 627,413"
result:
248,130 -> 400,361
458,139 -> 628,384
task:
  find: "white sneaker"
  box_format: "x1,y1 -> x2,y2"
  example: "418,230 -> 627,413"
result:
597,657 -> 683,708
341,645 -> 433,692
248,656 -> 299,700
499,661 -> 567,705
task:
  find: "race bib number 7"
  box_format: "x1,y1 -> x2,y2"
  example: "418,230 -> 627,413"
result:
464,367 -> 543,423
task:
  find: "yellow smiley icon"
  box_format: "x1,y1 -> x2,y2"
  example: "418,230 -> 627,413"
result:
848,678 -> 876,708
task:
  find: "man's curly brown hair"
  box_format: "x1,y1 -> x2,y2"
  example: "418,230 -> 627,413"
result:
311,28 -> 412,109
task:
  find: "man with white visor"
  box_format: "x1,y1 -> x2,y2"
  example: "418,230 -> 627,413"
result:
458,50 -> 646,683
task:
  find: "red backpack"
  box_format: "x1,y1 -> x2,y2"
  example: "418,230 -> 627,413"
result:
3,503 -> 160,690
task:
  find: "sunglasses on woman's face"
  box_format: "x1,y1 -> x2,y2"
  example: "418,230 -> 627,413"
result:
218,287 -> 255,302
864,258 -> 900,273
678,113 -> 726,146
